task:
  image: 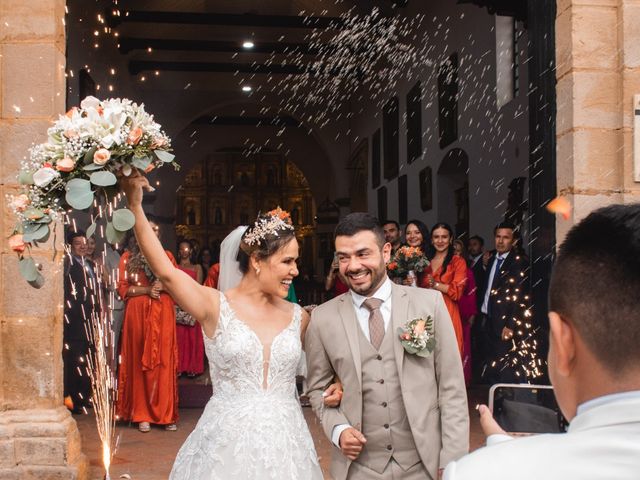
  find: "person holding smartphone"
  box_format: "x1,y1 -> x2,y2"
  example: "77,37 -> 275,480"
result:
444,204 -> 640,480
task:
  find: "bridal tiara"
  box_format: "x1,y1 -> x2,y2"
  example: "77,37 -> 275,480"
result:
241,207 -> 295,252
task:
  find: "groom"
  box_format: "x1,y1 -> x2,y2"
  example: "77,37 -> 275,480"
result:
306,213 -> 469,480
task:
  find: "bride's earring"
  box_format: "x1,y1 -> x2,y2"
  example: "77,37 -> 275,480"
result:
255,267 -> 261,275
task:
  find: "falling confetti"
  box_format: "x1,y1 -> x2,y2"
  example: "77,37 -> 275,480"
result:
546,196 -> 571,220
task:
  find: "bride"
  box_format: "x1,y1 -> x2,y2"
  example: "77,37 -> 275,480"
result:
120,172 -> 337,479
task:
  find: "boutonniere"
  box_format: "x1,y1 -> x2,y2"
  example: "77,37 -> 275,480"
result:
397,317 -> 435,357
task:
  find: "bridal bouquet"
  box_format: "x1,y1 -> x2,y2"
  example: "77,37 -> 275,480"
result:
387,246 -> 429,279
7,96 -> 179,285
397,317 -> 435,357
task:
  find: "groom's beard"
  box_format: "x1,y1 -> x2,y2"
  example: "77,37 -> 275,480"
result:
344,264 -> 386,297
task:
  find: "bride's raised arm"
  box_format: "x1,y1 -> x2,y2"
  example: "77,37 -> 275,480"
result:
120,170 -> 219,333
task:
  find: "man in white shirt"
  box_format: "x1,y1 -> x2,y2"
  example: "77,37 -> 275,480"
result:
306,213 -> 468,480
445,204 -> 640,480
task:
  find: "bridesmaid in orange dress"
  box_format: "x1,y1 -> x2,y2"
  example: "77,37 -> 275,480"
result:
117,222 -> 179,432
418,223 -> 466,355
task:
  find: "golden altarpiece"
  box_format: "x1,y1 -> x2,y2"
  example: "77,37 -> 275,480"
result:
176,150 -> 316,269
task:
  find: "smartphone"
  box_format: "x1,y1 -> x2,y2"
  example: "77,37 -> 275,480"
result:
488,384 -> 568,434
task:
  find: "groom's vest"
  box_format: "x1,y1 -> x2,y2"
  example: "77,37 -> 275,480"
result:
355,324 -> 421,473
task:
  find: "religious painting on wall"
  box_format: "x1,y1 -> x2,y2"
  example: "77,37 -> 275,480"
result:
371,129 -> 381,188
438,53 -> 459,149
377,186 -> 388,222
406,81 -> 423,164
184,198 -> 201,225
383,97 -> 399,180
234,162 -> 256,187
208,197 -> 228,226
208,161 -> 227,186
419,166 -> 433,211
398,175 -> 408,224
261,161 -> 281,187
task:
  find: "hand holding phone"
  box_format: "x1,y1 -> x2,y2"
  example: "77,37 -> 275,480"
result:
488,384 -> 568,434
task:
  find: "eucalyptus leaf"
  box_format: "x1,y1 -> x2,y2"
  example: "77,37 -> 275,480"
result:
19,257 -> 39,282
154,150 -> 175,163
106,221 -> 126,244
83,146 -> 98,165
90,170 -> 117,187
65,178 -> 94,209
131,155 -> 152,171
86,222 -> 97,238
83,163 -> 104,171
65,188 -> 94,210
23,207 -> 45,220
19,170 -> 34,185
22,223 -> 50,242
112,208 -> 135,232
28,271 -> 45,289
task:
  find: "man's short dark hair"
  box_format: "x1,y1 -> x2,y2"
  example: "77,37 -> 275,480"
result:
549,204 -> 640,374
66,229 -> 86,245
494,221 -> 516,234
335,213 -> 385,248
382,220 -> 400,230
469,235 -> 484,247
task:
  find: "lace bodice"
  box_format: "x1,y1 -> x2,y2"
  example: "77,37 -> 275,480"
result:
170,292 -> 322,480
205,292 -> 302,398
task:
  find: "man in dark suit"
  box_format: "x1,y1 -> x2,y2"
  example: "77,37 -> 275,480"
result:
467,235 -> 486,310
63,230 -> 97,413
478,222 -> 530,384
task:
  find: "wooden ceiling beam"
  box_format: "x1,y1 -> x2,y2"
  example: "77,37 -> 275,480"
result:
119,37 -> 316,55
109,11 -> 342,29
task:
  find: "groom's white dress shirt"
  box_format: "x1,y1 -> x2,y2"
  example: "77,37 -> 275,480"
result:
331,278 -> 393,447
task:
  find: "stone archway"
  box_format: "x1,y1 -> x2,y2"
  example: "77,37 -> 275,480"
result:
0,0 -> 88,477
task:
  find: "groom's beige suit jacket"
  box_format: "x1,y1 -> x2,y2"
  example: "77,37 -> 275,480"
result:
305,282 -> 469,480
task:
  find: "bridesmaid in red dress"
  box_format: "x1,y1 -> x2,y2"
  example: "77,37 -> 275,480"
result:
176,241 -> 205,377
418,223 -> 466,355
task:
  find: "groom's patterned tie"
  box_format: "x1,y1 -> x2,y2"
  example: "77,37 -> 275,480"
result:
363,298 -> 385,350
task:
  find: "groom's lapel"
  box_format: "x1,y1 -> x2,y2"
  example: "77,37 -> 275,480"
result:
338,293 -> 362,384
391,284 -> 409,374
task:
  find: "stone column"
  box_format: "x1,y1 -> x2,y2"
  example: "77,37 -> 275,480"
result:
0,1 -> 88,478
556,0 -> 640,241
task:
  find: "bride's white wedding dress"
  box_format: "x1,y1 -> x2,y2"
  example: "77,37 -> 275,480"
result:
169,292 -> 323,479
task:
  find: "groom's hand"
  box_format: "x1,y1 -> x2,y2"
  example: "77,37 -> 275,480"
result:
339,428 -> 367,460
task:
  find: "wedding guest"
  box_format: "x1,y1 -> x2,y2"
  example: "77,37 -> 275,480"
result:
444,204 -> 640,480
404,219 -> 429,252
103,240 -> 125,359
399,219 -> 430,285
204,263 -> 220,288
453,239 -> 478,385
382,220 -> 403,255
478,222 -> 530,384
418,223 -> 465,355
117,222 -> 179,432
63,230 -> 96,413
198,246 -> 213,275
325,255 -> 349,297
176,241 -> 205,378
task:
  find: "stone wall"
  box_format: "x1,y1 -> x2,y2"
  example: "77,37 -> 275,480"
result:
0,0 -> 87,478
556,0 -> 640,241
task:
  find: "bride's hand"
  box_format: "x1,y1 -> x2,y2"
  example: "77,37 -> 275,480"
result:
322,381 -> 343,407
118,169 -> 153,208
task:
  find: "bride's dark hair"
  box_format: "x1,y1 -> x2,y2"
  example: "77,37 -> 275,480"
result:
236,212 -> 296,274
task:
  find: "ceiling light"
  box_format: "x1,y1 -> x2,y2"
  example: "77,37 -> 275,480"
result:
242,85 -> 252,92
242,41 -> 255,49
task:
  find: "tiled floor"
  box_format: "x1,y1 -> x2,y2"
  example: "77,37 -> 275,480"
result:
76,387 -> 487,479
